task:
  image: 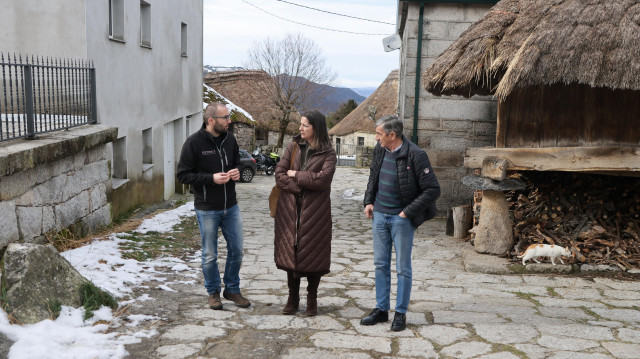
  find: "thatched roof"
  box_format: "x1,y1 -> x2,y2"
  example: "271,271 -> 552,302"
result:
203,84 -> 254,126
423,0 -> 640,99
204,70 -> 299,133
329,70 -> 399,136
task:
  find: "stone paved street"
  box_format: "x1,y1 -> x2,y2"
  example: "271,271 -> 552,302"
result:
121,167 -> 640,359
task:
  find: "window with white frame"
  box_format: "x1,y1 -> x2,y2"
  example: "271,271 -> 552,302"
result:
181,22 -> 188,57
140,1 -> 151,47
109,0 -> 125,41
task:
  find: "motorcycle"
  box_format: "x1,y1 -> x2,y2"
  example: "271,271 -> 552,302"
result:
252,148 -> 280,175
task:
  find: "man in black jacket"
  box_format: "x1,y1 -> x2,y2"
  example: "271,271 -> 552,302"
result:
360,115 -> 440,331
177,102 -> 250,310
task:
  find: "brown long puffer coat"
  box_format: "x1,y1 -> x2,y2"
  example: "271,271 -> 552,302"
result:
274,137 -> 337,274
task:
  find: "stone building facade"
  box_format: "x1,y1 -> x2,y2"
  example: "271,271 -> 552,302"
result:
397,1 -> 498,214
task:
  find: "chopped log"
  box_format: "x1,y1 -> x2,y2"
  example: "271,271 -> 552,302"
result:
446,208 -> 454,236
453,205 -> 473,239
571,247 -> 587,262
504,171 -> 640,269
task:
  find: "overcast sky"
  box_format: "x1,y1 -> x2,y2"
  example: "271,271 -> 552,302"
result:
203,0 -> 399,89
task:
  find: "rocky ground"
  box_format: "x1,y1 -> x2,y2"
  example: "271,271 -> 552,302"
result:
110,167 -> 640,359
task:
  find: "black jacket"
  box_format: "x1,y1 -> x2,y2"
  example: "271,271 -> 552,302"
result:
364,135 -> 441,228
177,124 -> 242,210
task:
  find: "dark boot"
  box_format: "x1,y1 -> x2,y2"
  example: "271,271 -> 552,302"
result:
282,271 -> 300,315
306,275 -> 320,316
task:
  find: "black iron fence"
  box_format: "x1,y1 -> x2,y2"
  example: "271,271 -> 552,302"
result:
0,53 -> 97,142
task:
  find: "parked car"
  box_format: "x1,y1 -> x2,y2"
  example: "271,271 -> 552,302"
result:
238,149 -> 257,183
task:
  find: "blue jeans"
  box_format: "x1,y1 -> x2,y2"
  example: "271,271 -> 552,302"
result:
195,204 -> 244,295
372,211 -> 415,314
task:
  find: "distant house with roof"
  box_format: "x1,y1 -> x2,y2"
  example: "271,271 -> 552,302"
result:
329,70 -> 399,149
204,70 -> 299,150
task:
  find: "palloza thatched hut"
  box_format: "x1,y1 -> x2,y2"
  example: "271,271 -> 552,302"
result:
204,70 -> 299,149
329,70 -> 399,148
423,0 -> 640,175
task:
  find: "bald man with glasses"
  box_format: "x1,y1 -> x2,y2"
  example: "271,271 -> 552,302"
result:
177,102 -> 251,310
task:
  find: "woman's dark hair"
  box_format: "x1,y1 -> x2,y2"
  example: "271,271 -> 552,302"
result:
301,110 -> 331,150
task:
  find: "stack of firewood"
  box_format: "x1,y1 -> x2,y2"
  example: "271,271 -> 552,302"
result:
505,171 -> 640,270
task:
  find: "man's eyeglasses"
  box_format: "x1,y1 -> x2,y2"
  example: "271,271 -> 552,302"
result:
211,115 -> 231,120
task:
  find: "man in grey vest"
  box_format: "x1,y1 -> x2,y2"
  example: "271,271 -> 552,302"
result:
360,115 -> 440,331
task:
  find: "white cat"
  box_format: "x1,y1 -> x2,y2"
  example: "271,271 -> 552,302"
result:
518,244 -> 572,265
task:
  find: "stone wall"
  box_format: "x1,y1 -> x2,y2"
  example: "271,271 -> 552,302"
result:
356,146 -> 374,168
232,122 -> 255,151
399,2 -> 497,215
267,131 -> 296,149
0,125 -> 117,247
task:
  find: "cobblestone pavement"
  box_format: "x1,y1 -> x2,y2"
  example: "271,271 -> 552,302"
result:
121,167 -> 640,359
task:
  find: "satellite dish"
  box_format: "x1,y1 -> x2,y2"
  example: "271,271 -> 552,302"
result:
382,34 -> 401,52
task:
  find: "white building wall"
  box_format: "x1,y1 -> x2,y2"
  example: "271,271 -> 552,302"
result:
399,2 -> 497,214
0,0 -> 88,59
2,0 -> 203,207
85,0 -> 203,197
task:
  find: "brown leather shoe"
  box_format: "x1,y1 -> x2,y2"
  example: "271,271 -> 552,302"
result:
223,290 -> 251,308
208,292 -> 222,310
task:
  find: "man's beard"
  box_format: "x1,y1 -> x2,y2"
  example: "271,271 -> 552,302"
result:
214,123 -> 227,134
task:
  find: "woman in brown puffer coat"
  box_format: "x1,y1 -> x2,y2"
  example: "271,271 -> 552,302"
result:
274,110 -> 337,316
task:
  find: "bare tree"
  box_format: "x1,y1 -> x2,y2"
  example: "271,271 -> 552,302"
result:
246,33 -> 336,147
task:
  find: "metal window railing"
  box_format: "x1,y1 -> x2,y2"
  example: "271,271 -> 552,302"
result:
0,52 -> 97,142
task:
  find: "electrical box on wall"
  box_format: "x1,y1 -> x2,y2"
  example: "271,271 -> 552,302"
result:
382,34 -> 401,52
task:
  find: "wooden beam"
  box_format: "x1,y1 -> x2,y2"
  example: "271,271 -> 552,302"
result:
495,100 -> 506,148
464,146 -> 640,174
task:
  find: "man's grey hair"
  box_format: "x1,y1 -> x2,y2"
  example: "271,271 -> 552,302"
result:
203,102 -> 227,123
375,115 -> 403,137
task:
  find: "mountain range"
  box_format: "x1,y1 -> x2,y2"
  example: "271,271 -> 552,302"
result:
304,82 -> 366,116
351,87 -> 377,98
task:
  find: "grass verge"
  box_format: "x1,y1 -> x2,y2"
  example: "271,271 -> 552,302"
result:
79,282 -> 118,320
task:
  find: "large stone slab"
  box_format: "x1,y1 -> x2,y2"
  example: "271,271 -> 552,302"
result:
472,190 -> 513,254
2,243 -> 90,324
462,243 -> 511,274
0,201 -> 18,247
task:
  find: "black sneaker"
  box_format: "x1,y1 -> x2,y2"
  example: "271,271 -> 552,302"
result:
360,308 -> 389,326
391,312 -> 406,332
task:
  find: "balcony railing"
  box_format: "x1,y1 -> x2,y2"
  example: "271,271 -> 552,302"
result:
0,52 -> 97,142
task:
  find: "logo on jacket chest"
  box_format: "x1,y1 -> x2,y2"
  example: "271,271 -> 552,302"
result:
202,150 -> 216,156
